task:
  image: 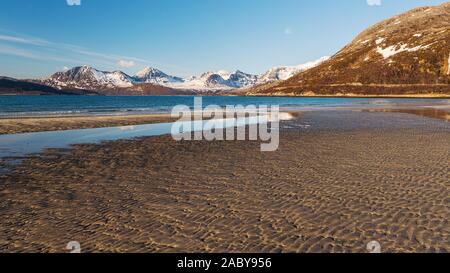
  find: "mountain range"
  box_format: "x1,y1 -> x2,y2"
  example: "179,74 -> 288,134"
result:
247,2 -> 450,96
0,57 -> 329,95
38,56 -> 329,94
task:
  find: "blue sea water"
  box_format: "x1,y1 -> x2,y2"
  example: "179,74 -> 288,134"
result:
0,96 -> 448,116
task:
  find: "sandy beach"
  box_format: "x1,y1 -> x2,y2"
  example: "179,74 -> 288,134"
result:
0,109 -> 449,253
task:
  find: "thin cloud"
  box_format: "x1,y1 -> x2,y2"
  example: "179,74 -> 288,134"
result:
0,30 -> 172,71
0,34 -> 50,46
0,42 -> 97,65
0,44 -> 40,59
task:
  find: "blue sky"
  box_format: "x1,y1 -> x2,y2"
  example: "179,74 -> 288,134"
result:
0,0 -> 448,78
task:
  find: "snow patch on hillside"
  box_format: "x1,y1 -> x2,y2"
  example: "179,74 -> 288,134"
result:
377,43 -> 431,59
376,38 -> 385,45
257,56 -> 330,84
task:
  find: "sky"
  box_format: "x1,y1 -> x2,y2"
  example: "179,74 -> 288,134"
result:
0,0 -> 448,79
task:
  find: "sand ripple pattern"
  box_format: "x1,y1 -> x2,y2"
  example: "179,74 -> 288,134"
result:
0,111 -> 449,252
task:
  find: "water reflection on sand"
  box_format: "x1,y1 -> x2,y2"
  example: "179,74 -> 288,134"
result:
368,108 -> 450,121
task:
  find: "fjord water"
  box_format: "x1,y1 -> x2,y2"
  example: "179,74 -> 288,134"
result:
1,96 -> 448,116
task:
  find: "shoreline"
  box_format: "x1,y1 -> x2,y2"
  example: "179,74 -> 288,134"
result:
0,113 -> 177,135
0,111 -> 297,135
1,104 -> 449,135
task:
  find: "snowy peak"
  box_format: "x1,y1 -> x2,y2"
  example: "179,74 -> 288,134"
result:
45,66 -> 135,89
258,56 -> 331,84
134,67 -> 162,78
134,67 -> 183,84
216,70 -> 232,80
204,74 -> 229,88
109,70 -> 136,85
170,70 -> 258,91
227,70 -> 259,88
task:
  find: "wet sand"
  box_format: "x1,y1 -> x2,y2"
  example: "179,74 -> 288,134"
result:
0,111 -> 449,253
0,111 -> 294,135
368,108 -> 450,122
0,114 -> 176,135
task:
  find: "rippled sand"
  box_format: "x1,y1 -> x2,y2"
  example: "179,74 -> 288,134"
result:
0,111 -> 449,253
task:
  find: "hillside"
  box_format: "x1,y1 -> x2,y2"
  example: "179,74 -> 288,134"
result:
248,2 -> 450,97
0,77 -> 97,95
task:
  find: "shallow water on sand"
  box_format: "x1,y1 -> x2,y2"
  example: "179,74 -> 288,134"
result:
0,115 -> 278,159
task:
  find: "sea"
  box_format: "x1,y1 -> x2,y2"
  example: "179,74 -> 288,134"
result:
1,96 -> 448,117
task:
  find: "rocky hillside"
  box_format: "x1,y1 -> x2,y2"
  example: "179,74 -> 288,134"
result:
248,2 -> 450,96
0,77 -> 97,95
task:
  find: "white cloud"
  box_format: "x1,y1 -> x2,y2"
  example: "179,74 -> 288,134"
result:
67,0 -> 81,6
367,0 -> 382,6
117,59 -> 135,68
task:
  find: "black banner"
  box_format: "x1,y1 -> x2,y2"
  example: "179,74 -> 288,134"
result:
1,253 -> 445,272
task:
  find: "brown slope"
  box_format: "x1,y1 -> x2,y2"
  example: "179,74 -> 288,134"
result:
0,77 -> 98,95
248,2 -> 450,97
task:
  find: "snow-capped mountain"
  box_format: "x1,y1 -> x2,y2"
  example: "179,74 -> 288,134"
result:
41,57 -> 328,93
133,67 -> 259,91
257,56 -> 330,84
44,66 -> 135,90
134,67 -> 183,85
228,70 -> 259,88
167,70 -> 258,91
